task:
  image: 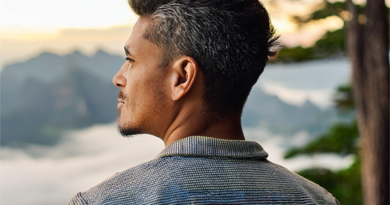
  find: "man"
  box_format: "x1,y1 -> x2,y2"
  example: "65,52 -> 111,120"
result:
68,0 -> 339,204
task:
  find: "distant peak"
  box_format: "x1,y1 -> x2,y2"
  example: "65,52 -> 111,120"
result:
302,99 -> 318,108
64,50 -> 89,59
68,50 -> 83,56
95,50 -> 107,55
37,52 -> 60,58
94,50 -> 111,57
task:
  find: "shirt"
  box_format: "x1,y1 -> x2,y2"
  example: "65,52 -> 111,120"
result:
68,136 -> 339,204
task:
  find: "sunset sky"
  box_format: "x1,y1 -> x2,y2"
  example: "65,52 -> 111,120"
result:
0,0 -> 384,69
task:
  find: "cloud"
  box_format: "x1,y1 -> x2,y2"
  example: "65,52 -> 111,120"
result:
1,124 -> 354,205
1,124 -> 164,205
259,58 -> 351,108
260,82 -> 333,108
244,127 -> 354,172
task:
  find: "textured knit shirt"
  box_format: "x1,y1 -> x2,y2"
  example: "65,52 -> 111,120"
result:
68,136 -> 339,204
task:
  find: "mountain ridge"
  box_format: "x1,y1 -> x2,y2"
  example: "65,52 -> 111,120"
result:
1,50 -> 347,147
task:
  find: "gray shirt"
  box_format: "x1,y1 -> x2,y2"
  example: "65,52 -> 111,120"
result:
68,136 -> 339,204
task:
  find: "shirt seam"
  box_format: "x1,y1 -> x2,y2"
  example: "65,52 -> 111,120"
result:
159,154 -> 267,161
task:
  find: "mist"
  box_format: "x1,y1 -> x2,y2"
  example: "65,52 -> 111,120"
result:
1,124 -> 353,205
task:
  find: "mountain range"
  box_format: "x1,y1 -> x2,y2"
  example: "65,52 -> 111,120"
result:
0,50 -> 351,147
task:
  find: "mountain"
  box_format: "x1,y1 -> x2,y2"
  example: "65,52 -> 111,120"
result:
1,68 -> 118,147
0,50 -> 349,147
0,50 -> 123,84
242,87 -> 348,136
1,50 -> 123,116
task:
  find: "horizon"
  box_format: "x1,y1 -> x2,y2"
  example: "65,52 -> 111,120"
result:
1,48 -> 351,109
0,0 -> 350,70
3,0 -> 389,68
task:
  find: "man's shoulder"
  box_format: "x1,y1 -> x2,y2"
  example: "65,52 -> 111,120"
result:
67,158 -> 165,205
264,160 -> 340,205
68,156 -> 339,204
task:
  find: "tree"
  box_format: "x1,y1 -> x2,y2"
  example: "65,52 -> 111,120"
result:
285,84 -> 362,204
276,1 -> 389,63
276,0 -> 389,203
345,0 -> 389,204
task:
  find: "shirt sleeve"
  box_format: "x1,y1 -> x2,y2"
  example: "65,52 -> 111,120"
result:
67,192 -> 88,205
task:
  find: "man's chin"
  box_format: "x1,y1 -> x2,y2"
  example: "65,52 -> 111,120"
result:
117,114 -> 142,136
118,119 -> 142,137
118,124 -> 142,137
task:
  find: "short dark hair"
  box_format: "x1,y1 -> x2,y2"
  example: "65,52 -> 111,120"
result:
129,0 -> 279,116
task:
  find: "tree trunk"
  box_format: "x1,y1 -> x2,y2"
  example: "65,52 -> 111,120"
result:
346,0 -> 389,204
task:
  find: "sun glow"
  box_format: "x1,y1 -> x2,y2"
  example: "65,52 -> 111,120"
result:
0,0 -> 138,32
1,0 -> 379,69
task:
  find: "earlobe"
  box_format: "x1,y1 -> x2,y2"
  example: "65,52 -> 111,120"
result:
170,57 -> 197,101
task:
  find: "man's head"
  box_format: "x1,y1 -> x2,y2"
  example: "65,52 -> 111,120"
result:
113,0 -> 279,138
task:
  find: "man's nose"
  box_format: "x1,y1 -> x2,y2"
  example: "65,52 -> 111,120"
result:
113,63 -> 127,88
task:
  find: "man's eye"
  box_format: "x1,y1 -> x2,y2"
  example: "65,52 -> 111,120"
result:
125,57 -> 134,63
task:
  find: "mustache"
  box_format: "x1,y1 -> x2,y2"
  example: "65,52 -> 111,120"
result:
118,90 -> 127,100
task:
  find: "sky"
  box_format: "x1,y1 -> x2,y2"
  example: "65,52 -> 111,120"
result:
0,0 -> 351,69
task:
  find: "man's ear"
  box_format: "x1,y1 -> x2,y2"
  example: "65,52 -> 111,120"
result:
170,57 -> 198,101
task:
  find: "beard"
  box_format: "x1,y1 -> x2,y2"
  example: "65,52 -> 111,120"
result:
117,90 -> 142,137
118,122 -> 142,136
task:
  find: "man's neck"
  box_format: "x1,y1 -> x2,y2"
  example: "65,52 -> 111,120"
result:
161,110 -> 245,147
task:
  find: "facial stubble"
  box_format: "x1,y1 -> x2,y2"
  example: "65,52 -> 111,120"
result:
117,90 -> 142,136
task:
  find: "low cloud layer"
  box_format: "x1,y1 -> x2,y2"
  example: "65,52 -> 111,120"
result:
1,124 -> 353,205
260,58 -> 351,108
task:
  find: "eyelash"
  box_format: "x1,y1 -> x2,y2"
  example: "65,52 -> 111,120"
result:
125,57 -> 134,63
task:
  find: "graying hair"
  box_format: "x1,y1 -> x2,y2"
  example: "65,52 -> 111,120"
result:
129,0 -> 280,115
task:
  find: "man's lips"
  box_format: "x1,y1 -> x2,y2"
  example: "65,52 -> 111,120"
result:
117,98 -> 125,109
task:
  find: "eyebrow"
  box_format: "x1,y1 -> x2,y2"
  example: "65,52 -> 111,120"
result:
124,46 -> 131,56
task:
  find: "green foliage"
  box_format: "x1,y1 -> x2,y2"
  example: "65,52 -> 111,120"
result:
291,1 -> 343,25
311,1 -> 346,20
276,46 -> 316,62
284,84 -> 363,204
291,1 -> 365,25
277,29 -> 344,62
313,29 -> 345,56
298,158 -> 363,205
333,84 -> 354,112
285,120 -> 359,158
275,0 -> 378,63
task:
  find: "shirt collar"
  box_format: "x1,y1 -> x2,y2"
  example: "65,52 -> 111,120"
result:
155,136 -> 268,160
